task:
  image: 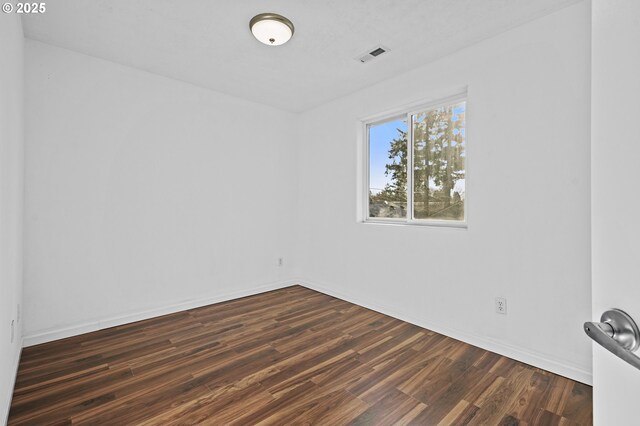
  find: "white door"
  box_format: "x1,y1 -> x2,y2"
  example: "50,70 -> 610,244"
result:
591,0 -> 640,423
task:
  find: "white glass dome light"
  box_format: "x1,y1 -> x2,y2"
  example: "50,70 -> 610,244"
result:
250,13 -> 294,46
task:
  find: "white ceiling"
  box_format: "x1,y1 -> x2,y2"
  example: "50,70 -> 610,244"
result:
23,0 -> 581,112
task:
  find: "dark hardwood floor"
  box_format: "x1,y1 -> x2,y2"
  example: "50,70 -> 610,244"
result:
9,285 -> 592,425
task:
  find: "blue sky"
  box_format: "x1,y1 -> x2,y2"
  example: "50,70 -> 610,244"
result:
369,119 -> 406,193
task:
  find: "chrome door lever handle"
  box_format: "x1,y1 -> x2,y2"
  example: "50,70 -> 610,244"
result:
584,308 -> 640,371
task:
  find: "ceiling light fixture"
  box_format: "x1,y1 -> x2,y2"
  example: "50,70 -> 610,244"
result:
249,13 -> 294,46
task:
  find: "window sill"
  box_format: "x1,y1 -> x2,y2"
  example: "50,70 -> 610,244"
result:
362,219 -> 468,229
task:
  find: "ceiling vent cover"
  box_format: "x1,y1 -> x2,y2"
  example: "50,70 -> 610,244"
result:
356,45 -> 390,63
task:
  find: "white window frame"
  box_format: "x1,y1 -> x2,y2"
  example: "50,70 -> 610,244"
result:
362,92 -> 468,228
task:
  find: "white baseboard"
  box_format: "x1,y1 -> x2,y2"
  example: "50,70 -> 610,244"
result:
2,337 -> 23,426
23,280 -> 298,347
298,280 -> 593,385
20,278 -> 592,385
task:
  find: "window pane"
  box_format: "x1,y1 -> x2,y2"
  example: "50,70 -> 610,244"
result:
412,101 -> 465,221
368,118 -> 408,218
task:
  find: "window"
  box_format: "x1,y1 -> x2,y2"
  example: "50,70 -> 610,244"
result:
365,95 -> 466,226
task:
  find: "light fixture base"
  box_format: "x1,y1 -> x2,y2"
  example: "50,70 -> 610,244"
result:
250,13 -> 295,46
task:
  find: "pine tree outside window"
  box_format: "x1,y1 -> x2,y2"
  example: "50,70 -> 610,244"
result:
365,94 -> 466,226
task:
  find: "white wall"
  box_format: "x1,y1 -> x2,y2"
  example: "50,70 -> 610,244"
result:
591,0 -> 640,423
295,2 -> 592,383
0,12 -> 24,424
23,41 -> 298,344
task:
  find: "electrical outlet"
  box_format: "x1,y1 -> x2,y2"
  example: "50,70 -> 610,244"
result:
278,257 -> 284,267
495,297 -> 507,314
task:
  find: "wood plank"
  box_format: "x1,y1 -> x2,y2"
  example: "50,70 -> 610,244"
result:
8,285 -> 592,425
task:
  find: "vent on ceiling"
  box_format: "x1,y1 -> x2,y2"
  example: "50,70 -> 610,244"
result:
356,45 -> 390,64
